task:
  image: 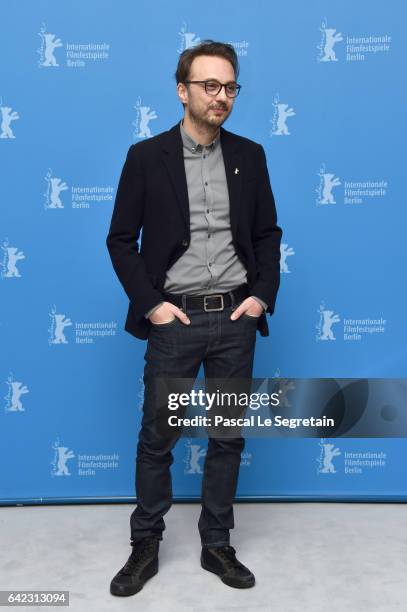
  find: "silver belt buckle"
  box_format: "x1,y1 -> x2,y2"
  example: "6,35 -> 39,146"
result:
204,294 -> 224,312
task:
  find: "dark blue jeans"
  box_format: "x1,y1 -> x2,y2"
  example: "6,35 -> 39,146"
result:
130,293 -> 258,548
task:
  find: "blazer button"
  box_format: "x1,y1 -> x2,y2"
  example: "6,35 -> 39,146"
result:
181,239 -> 189,246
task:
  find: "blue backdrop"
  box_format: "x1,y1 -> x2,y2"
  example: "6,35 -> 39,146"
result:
1,1 -> 405,504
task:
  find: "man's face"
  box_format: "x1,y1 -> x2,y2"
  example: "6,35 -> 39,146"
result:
178,55 -> 237,129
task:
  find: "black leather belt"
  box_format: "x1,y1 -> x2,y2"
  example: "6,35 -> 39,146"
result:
162,283 -> 249,312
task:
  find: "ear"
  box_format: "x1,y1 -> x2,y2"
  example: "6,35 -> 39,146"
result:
177,82 -> 188,106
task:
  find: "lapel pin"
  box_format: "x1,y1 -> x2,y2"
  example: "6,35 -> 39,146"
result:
234,167 -> 240,175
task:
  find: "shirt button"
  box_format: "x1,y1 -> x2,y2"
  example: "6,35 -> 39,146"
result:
209,262 -> 212,267
205,182 -> 208,186
207,234 -> 211,238
203,155 -> 206,159
181,239 -> 189,246
206,209 -> 210,213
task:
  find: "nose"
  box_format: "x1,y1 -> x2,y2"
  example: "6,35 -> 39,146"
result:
215,86 -> 228,104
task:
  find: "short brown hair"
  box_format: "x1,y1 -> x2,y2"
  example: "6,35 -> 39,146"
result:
175,40 -> 240,106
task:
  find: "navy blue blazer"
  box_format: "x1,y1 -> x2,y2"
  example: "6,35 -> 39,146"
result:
106,121 -> 282,340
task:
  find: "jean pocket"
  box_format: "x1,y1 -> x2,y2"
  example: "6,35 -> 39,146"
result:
151,317 -> 178,327
242,312 -> 260,320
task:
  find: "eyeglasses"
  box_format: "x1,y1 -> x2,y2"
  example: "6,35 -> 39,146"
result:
184,79 -> 242,98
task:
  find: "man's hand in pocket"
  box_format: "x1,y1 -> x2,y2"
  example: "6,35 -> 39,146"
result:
230,297 -> 263,321
149,302 -> 190,325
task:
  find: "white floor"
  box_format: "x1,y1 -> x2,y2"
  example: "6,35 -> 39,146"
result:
1,502 -> 406,611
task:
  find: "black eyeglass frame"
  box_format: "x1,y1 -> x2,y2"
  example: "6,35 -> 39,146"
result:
184,79 -> 242,98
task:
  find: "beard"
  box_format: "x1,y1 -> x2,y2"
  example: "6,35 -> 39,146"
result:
188,101 -> 231,131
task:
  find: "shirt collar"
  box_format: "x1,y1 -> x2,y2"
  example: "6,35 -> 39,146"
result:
179,118 -> 220,153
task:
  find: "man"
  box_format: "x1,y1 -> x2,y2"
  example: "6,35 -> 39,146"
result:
107,40 -> 282,596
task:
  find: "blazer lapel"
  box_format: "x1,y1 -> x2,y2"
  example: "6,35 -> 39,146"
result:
161,122 -> 190,231
220,127 -> 242,237
161,120 -> 242,237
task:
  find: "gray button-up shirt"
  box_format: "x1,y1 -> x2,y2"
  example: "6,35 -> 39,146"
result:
145,119 -> 267,318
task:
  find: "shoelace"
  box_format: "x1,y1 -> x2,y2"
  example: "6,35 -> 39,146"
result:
121,539 -> 158,575
212,545 -> 244,570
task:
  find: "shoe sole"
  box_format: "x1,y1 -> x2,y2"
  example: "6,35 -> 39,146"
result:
110,562 -> 158,597
200,559 -> 255,589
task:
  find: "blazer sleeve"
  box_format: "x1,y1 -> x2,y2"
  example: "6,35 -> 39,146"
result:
106,145 -> 164,318
249,144 -> 283,315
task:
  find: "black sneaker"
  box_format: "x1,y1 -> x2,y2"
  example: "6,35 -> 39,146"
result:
201,545 -> 255,588
110,536 -> 159,596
